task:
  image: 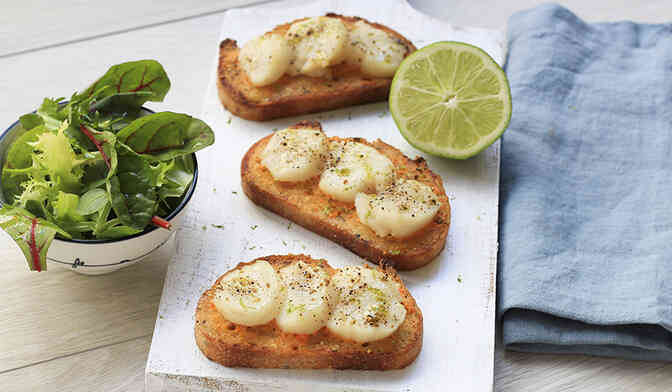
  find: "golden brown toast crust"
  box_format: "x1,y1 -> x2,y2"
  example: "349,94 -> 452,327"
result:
240,121 -> 450,270
217,14 -> 416,121
194,254 -> 423,370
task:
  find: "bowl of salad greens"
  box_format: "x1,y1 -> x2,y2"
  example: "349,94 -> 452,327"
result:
0,60 -> 214,275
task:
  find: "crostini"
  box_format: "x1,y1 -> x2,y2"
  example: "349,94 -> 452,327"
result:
217,14 -> 416,121
241,121 -> 450,270
195,254 -> 423,369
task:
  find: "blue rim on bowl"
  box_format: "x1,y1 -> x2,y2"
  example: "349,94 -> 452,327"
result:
0,106 -> 199,245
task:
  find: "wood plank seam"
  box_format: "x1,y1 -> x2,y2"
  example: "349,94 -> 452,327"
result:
0,334 -> 151,376
0,1 -> 274,60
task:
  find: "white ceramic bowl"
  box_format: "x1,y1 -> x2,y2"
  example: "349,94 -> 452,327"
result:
0,110 -> 198,275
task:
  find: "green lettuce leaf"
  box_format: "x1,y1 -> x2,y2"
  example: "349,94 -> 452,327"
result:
159,155 -> 195,200
77,188 -> 108,216
106,154 -> 157,230
19,113 -> 44,131
1,124 -> 49,201
36,97 -> 67,131
96,224 -> 142,240
52,191 -> 86,230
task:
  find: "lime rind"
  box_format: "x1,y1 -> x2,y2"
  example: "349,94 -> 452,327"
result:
389,41 -> 512,159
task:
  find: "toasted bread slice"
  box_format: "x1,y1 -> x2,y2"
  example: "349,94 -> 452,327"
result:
241,121 -> 450,270
195,254 -> 423,369
217,13 -> 416,121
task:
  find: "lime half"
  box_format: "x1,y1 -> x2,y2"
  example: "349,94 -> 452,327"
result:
389,41 -> 511,159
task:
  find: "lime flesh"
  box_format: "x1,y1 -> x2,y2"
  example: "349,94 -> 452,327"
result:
389,41 -> 511,159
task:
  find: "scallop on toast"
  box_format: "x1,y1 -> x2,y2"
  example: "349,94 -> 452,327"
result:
195,254 -> 423,369
241,121 -> 450,270
217,13 -> 416,121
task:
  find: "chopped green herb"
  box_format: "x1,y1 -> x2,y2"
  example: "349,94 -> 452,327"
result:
367,287 -> 386,300
282,240 -> 287,246
390,250 -> 400,255
335,167 -> 351,176
287,302 -> 306,314
231,191 -> 238,195
249,245 -> 256,250
201,225 -> 207,231
211,224 -> 225,229
457,274 -> 463,283
239,298 -> 257,310
250,225 -> 258,230
227,116 -> 232,124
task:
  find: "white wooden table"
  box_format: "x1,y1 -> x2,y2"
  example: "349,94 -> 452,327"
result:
1,1 -> 671,391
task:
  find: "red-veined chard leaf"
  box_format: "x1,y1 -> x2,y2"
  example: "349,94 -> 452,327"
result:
77,125 -> 118,173
0,206 -> 70,271
106,154 -> 157,230
82,60 -> 170,108
116,112 -> 214,161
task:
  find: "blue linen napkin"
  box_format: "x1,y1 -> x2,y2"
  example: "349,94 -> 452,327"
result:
499,3 -> 672,361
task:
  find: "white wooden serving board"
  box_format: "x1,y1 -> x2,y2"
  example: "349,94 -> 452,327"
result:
146,0 -> 504,390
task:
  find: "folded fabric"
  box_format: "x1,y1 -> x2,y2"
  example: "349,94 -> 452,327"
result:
499,3 -> 672,361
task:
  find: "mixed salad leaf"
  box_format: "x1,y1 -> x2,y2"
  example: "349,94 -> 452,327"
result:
0,60 -> 215,271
